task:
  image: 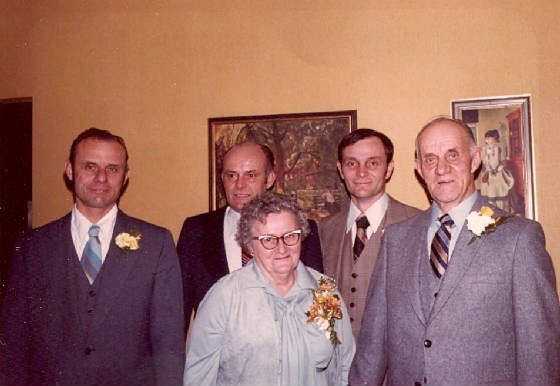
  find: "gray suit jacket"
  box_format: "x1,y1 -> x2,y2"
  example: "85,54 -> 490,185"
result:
319,196 -> 420,337
349,197 -> 560,386
319,195 -> 421,280
0,210 -> 185,386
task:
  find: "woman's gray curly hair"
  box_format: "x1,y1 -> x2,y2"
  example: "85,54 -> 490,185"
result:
236,191 -> 310,254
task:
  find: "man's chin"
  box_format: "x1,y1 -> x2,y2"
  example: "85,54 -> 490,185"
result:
230,202 -> 249,212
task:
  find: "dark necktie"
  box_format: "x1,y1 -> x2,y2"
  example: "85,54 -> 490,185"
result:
353,214 -> 370,261
430,214 -> 454,278
81,225 -> 102,283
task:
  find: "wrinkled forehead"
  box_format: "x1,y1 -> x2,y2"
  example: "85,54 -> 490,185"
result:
74,138 -> 128,164
222,144 -> 267,172
418,122 -> 472,155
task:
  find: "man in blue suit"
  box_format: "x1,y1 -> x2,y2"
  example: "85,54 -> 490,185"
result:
350,117 -> 560,386
0,128 -> 185,386
177,141 -> 324,333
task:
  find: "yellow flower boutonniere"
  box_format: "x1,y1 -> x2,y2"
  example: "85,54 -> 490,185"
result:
115,230 -> 142,252
466,206 -> 508,245
305,276 -> 343,347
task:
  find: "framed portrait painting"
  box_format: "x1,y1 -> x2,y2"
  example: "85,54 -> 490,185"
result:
209,110 -> 357,222
451,95 -> 535,219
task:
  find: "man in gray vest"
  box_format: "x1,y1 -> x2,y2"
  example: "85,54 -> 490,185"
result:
319,128 -> 420,339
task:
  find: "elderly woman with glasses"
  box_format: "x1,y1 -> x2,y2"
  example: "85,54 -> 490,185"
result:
184,192 -> 355,386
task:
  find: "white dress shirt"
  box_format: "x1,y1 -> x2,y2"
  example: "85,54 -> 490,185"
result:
223,206 -> 242,272
71,204 -> 118,262
345,193 -> 389,242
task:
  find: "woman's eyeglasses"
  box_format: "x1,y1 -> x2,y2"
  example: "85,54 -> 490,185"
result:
252,229 -> 302,250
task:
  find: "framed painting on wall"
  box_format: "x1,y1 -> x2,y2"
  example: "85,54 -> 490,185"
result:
209,110 -> 357,222
451,95 -> 535,219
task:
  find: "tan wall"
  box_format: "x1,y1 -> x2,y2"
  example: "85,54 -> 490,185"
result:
2,1 -> 560,288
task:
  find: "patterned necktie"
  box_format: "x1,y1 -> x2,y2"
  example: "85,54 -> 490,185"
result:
81,225 -> 102,284
430,214 -> 454,278
353,214 -> 370,261
242,251 -> 251,266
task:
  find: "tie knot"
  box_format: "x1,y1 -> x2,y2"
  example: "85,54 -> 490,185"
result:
356,215 -> 370,230
88,225 -> 100,237
438,214 -> 454,228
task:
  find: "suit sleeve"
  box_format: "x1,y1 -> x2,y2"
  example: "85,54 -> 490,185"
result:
150,229 -> 186,386
301,220 -> 324,273
512,221 -> 560,385
349,233 -> 388,386
0,239 -> 30,385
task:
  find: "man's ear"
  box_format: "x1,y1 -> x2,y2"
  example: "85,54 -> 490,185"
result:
414,158 -> 423,181
470,146 -> 482,173
64,160 -> 73,181
265,170 -> 276,190
336,162 -> 345,181
385,160 -> 395,181
123,169 -> 130,187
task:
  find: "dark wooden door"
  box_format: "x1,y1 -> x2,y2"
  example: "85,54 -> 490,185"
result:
0,98 -> 32,302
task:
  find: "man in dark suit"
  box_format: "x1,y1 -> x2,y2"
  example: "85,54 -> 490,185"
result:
0,128 -> 185,386
319,129 -> 420,339
177,141 -> 323,333
350,117 -> 560,386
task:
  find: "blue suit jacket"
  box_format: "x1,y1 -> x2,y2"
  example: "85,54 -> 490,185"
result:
0,211 -> 185,386
177,206 -> 324,333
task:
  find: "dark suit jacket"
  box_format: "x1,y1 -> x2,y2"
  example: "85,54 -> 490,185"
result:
177,206 -> 324,333
350,196 -> 560,386
0,211 -> 185,386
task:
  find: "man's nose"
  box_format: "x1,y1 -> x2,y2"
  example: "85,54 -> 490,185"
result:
357,163 -> 368,176
235,175 -> 246,188
95,168 -> 108,181
435,158 -> 449,175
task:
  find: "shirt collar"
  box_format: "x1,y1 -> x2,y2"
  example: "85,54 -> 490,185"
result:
429,191 -> 478,229
345,193 -> 388,233
72,204 -> 118,240
224,206 -> 241,234
239,260 -> 318,292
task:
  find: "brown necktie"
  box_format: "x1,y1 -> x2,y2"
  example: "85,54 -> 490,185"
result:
353,214 -> 370,261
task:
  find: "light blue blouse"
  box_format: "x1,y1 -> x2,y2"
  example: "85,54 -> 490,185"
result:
184,260 -> 355,386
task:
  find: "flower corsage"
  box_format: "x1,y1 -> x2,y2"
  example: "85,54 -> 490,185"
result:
305,276 -> 343,347
466,206 -> 507,245
115,230 -> 142,252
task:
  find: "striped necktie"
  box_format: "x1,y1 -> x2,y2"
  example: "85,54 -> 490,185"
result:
81,225 -> 102,284
353,214 -> 370,261
430,214 -> 454,278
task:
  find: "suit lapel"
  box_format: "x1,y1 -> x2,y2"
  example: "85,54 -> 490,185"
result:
324,207 -> 349,280
334,214 -> 349,282
212,208 -> 230,276
88,211 -> 139,333
428,197 -> 487,323
406,212 -> 431,326
41,214 -> 91,346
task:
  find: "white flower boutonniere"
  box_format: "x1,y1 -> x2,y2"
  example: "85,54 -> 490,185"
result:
115,230 -> 142,252
305,276 -> 343,347
466,206 -> 507,245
